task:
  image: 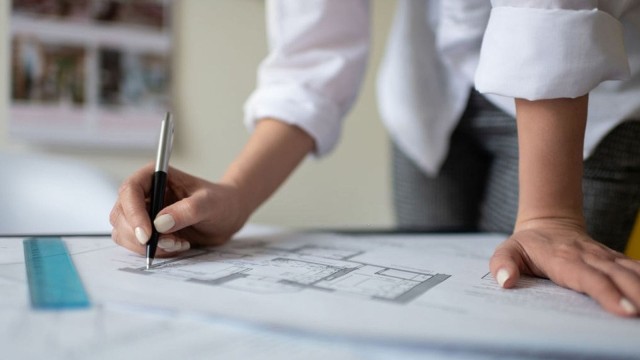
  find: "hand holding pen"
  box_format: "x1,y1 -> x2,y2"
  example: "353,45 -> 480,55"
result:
109,115 -> 256,263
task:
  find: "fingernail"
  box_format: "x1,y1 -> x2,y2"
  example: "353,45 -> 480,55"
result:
154,214 -> 175,233
496,268 -> 510,288
135,227 -> 149,245
180,241 -> 190,251
171,241 -> 187,252
620,298 -> 637,315
157,237 -> 176,251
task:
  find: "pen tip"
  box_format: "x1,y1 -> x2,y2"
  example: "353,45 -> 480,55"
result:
146,258 -> 153,270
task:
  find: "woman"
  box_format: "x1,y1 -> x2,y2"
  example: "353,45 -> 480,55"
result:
110,1 -> 640,316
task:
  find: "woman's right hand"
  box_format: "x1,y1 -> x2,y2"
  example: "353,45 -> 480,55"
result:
109,164 -> 250,257
110,119 -> 316,257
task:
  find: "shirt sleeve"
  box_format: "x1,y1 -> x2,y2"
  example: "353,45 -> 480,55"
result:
475,0 -> 630,100
243,0 -> 370,157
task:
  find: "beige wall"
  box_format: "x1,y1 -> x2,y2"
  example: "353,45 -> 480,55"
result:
0,1 -> 396,229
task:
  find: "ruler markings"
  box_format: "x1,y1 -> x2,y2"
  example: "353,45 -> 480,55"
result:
23,237 -> 90,309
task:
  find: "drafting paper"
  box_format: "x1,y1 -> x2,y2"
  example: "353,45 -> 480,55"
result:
1,226 -> 638,358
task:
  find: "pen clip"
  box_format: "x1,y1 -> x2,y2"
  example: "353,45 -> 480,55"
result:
155,112 -> 174,173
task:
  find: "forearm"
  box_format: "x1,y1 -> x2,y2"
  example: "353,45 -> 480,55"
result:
220,118 -> 315,214
515,95 -> 588,230
491,95 -> 639,317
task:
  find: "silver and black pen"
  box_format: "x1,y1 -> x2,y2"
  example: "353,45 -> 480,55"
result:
146,112 -> 174,269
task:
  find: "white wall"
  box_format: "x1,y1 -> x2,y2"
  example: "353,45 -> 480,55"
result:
0,1 -> 396,229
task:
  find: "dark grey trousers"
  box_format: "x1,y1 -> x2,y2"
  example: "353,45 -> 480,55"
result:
393,91 -> 640,252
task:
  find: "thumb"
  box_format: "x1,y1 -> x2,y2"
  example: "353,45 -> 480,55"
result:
489,239 -> 525,289
154,196 -> 202,234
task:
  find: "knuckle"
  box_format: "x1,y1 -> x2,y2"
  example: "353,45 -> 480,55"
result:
122,201 -> 140,219
580,273 -> 612,295
118,180 -> 132,195
180,201 -> 198,223
197,187 -> 216,206
111,229 -> 120,246
109,206 -> 121,226
553,243 -> 580,262
588,247 -> 616,261
180,198 -> 199,221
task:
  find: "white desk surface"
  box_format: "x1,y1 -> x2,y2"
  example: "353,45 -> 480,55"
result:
1,225 -> 638,360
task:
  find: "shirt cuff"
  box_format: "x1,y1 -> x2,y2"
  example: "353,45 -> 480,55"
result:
475,6 -> 630,100
243,84 -> 341,157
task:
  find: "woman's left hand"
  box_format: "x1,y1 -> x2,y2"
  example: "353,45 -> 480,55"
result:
490,218 -> 640,317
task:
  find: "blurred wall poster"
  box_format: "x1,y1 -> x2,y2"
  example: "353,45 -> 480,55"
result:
10,0 -> 171,149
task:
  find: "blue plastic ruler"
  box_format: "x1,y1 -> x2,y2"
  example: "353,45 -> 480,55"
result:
23,237 -> 90,309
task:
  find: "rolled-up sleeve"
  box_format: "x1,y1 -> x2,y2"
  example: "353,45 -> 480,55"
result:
243,0 -> 370,157
475,0 -> 630,100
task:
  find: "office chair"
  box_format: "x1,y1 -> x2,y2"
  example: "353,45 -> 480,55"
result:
0,152 -> 118,236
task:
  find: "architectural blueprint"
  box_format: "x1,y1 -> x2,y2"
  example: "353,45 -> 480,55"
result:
2,226 -> 639,359
121,239 -> 450,305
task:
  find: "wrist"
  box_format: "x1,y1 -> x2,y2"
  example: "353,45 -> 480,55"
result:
516,201 -> 586,232
219,171 -> 261,216
219,119 -> 314,216
514,213 -> 586,233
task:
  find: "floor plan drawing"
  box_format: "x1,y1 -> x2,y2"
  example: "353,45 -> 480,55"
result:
121,240 -> 450,305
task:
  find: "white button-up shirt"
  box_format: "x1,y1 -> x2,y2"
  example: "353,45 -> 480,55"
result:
244,0 -> 640,175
